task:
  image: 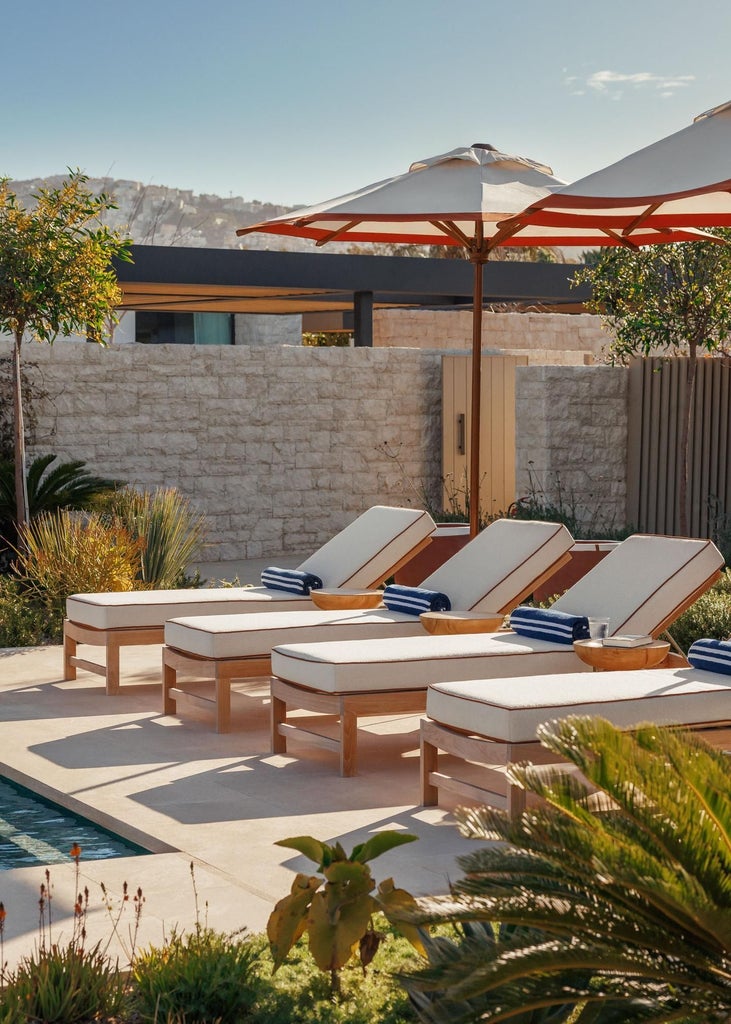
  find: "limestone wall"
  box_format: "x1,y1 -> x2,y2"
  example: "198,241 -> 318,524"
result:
515,364 -> 629,536
7,341 -> 442,562
374,309 -> 609,362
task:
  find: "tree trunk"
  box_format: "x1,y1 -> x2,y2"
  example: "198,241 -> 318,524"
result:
678,348 -> 697,537
12,330 -> 29,529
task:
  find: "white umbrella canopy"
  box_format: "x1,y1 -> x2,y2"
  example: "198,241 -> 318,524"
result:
502,100 -> 731,242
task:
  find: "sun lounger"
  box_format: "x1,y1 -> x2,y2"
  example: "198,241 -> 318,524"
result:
161,519 -> 574,734
269,534 -> 723,775
63,505 -> 436,694
421,660 -> 731,817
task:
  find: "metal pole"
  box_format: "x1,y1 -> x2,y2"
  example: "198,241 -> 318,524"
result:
353,290 -> 373,347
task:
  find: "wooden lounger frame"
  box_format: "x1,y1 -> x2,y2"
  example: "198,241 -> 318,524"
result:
63,534 -> 432,695
267,552 -> 573,774
268,564 -> 722,778
64,621 -> 164,696
420,710 -> 731,819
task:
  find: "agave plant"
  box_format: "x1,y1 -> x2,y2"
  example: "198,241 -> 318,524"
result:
107,486 -> 206,589
0,454 -> 119,523
400,717 -> 731,1024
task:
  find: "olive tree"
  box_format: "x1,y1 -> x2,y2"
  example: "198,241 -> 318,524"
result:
0,171 -> 131,527
577,235 -> 731,535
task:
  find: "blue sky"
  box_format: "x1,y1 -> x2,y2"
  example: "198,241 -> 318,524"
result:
2,0 -> 730,206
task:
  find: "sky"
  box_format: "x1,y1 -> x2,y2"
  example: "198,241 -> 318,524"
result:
2,0 -> 730,208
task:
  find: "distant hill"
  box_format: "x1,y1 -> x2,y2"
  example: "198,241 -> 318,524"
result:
8,175 -> 319,252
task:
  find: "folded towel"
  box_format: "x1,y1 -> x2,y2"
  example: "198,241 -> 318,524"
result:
382,584 -> 451,616
510,606 -> 590,645
261,567 -> 323,595
687,638 -> 731,675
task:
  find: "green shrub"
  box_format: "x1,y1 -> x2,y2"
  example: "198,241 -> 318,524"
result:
3,942 -> 125,1024
251,926 -> 419,1024
132,927 -> 261,1024
105,487 -> 206,589
667,568 -> 731,653
0,574 -> 54,646
13,511 -> 144,622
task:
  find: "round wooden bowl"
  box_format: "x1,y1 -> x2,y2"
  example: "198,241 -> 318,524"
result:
310,589 -> 384,611
420,611 -> 505,635
573,638 -> 670,671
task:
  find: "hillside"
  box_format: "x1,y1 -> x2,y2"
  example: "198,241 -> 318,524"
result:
8,175 -> 316,252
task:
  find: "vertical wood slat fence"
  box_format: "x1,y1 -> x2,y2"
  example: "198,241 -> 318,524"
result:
442,355 -> 527,520
627,356 -> 731,538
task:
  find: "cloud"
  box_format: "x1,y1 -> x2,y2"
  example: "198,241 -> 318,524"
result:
566,70 -> 695,100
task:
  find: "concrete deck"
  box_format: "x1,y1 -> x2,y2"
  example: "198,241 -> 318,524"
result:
0,640 -> 477,970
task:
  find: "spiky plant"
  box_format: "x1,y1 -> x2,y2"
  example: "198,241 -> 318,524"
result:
14,511 -> 144,632
400,717 -> 731,1024
107,486 -> 206,589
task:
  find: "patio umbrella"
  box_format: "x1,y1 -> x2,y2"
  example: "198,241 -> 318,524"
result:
497,99 -> 731,241
237,144 -> 708,536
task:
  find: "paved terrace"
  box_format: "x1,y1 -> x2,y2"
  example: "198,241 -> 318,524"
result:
0,607 -> 478,969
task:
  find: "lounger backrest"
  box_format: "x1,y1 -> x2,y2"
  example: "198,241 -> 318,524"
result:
297,506 -> 436,588
420,519 -> 574,613
553,534 -> 723,636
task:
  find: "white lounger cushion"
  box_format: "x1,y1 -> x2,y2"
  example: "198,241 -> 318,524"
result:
165,609 -> 428,660
271,632 -> 583,694
417,520 -> 572,613
66,505 -> 435,631
270,534 -> 724,695
162,519 -> 575,662
551,535 -> 721,636
427,668 -> 731,744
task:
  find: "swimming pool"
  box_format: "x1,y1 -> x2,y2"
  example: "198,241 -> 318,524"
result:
0,778 -> 146,870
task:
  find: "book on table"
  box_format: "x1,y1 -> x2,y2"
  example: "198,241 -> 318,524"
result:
602,635 -> 654,648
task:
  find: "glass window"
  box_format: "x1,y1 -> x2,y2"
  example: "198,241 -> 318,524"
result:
135,312 -> 233,345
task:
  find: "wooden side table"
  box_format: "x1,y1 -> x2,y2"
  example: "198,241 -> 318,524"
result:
310,589 -> 384,611
420,611 -> 505,635
573,638 -> 670,671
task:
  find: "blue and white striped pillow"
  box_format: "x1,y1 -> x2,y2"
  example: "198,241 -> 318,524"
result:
510,606 -> 591,645
261,567 -> 323,595
687,638 -> 731,675
382,584 -> 451,616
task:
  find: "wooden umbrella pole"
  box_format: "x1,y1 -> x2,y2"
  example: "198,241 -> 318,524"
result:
469,252 -> 484,537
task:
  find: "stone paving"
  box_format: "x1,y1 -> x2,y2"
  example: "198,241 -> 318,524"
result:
0,640 -> 476,969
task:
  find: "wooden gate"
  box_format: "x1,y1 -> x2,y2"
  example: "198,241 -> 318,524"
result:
627,356 -> 731,536
442,355 -> 527,520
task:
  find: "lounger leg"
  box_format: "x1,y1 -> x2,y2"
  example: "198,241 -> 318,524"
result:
215,673 -> 231,734
506,781 -> 526,820
420,734 -> 440,806
63,625 -> 77,681
271,693 -> 288,754
162,654 -> 177,715
105,636 -> 122,696
340,708 -> 357,777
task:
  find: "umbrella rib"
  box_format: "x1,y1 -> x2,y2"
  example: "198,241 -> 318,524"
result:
315,220 -> 362,245
622,202 -> 662,236
601,227 -> 642,249
430,220 -> 472,249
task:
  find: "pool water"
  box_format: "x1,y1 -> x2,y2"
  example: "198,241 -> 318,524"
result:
0,778 -> 146,870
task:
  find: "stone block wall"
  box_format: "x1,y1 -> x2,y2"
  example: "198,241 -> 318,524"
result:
374,309 -> 609,361
515,364 -> 630,536
6,341 -> 442,562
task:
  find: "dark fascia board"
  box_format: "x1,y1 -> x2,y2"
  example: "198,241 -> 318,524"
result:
114,245 -> 590,304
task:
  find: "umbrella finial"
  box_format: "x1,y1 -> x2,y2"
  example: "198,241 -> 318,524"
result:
471,143 -> 497,151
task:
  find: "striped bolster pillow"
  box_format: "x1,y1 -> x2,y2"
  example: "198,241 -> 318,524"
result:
261,567 -> 323,595
382,584 -> 451,616
510,606 -> 591,645
687,638 -> 731,675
